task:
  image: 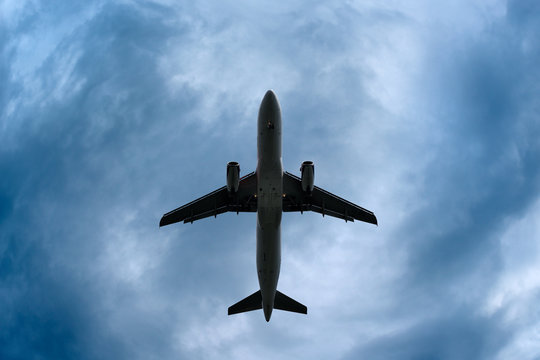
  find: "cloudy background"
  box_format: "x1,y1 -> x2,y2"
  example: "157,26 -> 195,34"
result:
1,0 -> 539,358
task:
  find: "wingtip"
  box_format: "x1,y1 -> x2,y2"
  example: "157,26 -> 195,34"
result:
159,217 -> 167,227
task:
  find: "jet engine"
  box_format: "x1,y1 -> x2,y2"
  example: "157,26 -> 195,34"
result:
227,161 -> 240,193
300,161 -> 314,193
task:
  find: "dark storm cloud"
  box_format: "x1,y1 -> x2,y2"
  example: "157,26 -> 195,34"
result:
403,0 -> 540,287
2,0 -> 540,359
0,2 -> 201,358
343,2 -> 540,358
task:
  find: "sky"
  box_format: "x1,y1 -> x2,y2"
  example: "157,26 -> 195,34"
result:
1,0 -> 539,359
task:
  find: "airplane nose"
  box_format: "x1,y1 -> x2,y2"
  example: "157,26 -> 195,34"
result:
259,90 -> 279,119
258,90 -> 281,131
262,90 -> 277,106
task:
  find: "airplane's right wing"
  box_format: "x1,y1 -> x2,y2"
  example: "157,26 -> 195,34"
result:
160,172 -> 257,226
282,171 -> 377,225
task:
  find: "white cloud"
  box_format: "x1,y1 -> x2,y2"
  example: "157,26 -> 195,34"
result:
3,0 -> 540,359
484,198 -> 540,330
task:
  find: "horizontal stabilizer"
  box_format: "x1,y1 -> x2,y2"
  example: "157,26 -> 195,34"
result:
228,290 -> 262,315
274,291 -> 307,314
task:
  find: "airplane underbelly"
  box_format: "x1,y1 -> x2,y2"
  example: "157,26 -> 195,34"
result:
256,160 -> 282,307
256,222 -> 281,303
257,161 -> 282,227
256,181 -> 282,287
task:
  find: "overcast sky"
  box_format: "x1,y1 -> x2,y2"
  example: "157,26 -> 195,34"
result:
1,0 -> 539,359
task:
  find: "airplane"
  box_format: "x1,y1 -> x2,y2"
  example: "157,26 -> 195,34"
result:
159,90 -> 377,322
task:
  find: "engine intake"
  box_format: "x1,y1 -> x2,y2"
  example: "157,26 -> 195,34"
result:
300,161 -> 314,193
227,162 -> 240,193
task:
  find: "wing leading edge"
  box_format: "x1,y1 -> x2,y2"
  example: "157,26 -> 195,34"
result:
159,171 -> 257,227
282,171 -> 377,225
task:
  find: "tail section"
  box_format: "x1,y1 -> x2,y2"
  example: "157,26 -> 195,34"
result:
274,291 -> 307,314
228,290 -> 307,319
228,290 -> 262,315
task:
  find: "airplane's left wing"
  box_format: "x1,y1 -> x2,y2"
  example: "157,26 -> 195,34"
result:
282,171 -> 377,225
160,172 -> 257,226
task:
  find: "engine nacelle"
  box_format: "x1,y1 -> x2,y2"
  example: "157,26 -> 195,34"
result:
300,161 -> 314,193
227,161 -> 240,193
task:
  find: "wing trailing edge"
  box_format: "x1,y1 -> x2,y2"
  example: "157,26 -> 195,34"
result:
282,171 -> 378,225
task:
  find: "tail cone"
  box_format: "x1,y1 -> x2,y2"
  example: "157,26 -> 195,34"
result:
264,304 -> 273,322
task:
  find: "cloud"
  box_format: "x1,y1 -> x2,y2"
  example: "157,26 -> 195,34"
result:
1,0 -> 539,359
0,2 -> 199,358
342,307 -> 510,360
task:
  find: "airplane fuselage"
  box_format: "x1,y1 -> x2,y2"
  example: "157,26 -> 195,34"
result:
256,91 -> 283,322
